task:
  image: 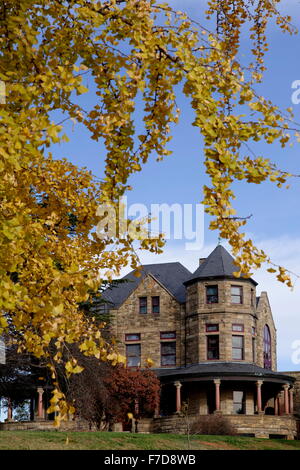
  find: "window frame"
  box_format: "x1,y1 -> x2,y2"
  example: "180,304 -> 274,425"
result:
151,296 -> 160,314
206,334 -> 219,360
126,343 -> 141,368
206,324 -> 219,333
160,331 -> 176,340
232,323 -> 244,333
263,324 -> 272,369
251,288 -> 255,307
252,337 -> 256,363
231,285 -> 243,304
233,391 -> 246,414
139,296 -> 147,314
125,333 -> 141,342
160,341 -> 176,366
206,285 -> 219,304
232,335 -> 244,360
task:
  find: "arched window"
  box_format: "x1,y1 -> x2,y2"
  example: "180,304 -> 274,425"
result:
263,325 -> 272,369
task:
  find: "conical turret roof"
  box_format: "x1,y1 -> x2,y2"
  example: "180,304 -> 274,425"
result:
184,245 -> 257,286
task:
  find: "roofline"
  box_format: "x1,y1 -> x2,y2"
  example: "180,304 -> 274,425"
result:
154,362 -> 295,384
184,275 -> 258,287
107,271 -> 183,309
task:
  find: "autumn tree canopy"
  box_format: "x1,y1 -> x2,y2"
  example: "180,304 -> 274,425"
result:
63,357 -> 160,430
0,0 -> 299,421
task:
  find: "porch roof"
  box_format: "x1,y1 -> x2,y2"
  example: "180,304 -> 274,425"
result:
155,362 -> 295,385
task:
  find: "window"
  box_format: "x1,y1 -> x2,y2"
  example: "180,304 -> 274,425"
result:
233,391 -> 245,414
231,286 -> 243,304
263,324 -> 272,369
160,331 -> 176,340
232,335 -> 244,360
232,324 -> 244,332
206,324 -> 219,333
206,285 -> 218,304
126,343 -> 141,367
252,326 -> 256,335
125,333 -> 141,342
207,335 -> 219,360
161,342 -> 176,366
152,296 -> 160,314
252,337 -> 256,363
251,289 -> 255,307
139,297 -> 147,314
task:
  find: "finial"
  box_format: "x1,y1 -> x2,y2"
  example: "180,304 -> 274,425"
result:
218,235 -> 222,246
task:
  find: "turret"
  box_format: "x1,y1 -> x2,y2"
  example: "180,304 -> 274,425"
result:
184,245 -> 276,369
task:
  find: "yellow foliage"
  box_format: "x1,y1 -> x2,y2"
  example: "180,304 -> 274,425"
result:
0,0 -> 298,423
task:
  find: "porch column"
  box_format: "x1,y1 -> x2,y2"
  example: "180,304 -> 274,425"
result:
274,395 -> 279,416
37,387 -> 44,420
174,381 -> 182,413
289,387 -> 294,415
283,384 -> 289,415
214,379 -> 221,412
256,380 -> 263,413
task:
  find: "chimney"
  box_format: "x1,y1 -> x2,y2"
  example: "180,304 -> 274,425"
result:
199,258 -> 206,266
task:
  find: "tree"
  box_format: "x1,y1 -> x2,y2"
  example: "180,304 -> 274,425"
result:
0,0 -> 299,421
58,352 -> 160,430
103,364 -> 160,428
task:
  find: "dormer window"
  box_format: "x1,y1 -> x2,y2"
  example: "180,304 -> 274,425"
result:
206,285 -> 218,304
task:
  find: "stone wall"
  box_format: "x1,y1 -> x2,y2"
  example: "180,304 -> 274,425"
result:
0,420 -> 78,431
110,273 -> 184,368
256,292 -> 277,370
152,414 -> 297,439
185,279 -> 276,368
109,272 -> 277,371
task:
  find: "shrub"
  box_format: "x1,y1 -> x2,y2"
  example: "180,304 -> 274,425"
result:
190,414 -> 237,436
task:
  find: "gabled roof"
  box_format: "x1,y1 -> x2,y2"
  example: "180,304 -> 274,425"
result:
184,245 -> 257,286
102,262 -> 192,308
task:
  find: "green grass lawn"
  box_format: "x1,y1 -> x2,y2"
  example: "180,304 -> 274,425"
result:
0,431 -> 299,450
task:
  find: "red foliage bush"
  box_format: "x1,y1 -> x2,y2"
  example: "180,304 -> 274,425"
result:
104,365 -> 160,424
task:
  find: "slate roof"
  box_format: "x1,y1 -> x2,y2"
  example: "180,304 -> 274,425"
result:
101,245 -> 257,309
102,262 -> 192,308
155,362 -> 295,384
184,245 -> 257,286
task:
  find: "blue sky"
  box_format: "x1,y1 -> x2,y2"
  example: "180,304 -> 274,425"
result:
50,1 -> 300,371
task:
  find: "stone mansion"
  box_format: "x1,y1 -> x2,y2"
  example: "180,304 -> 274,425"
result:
104,244 -> 300,439
1,244 -> 299,438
